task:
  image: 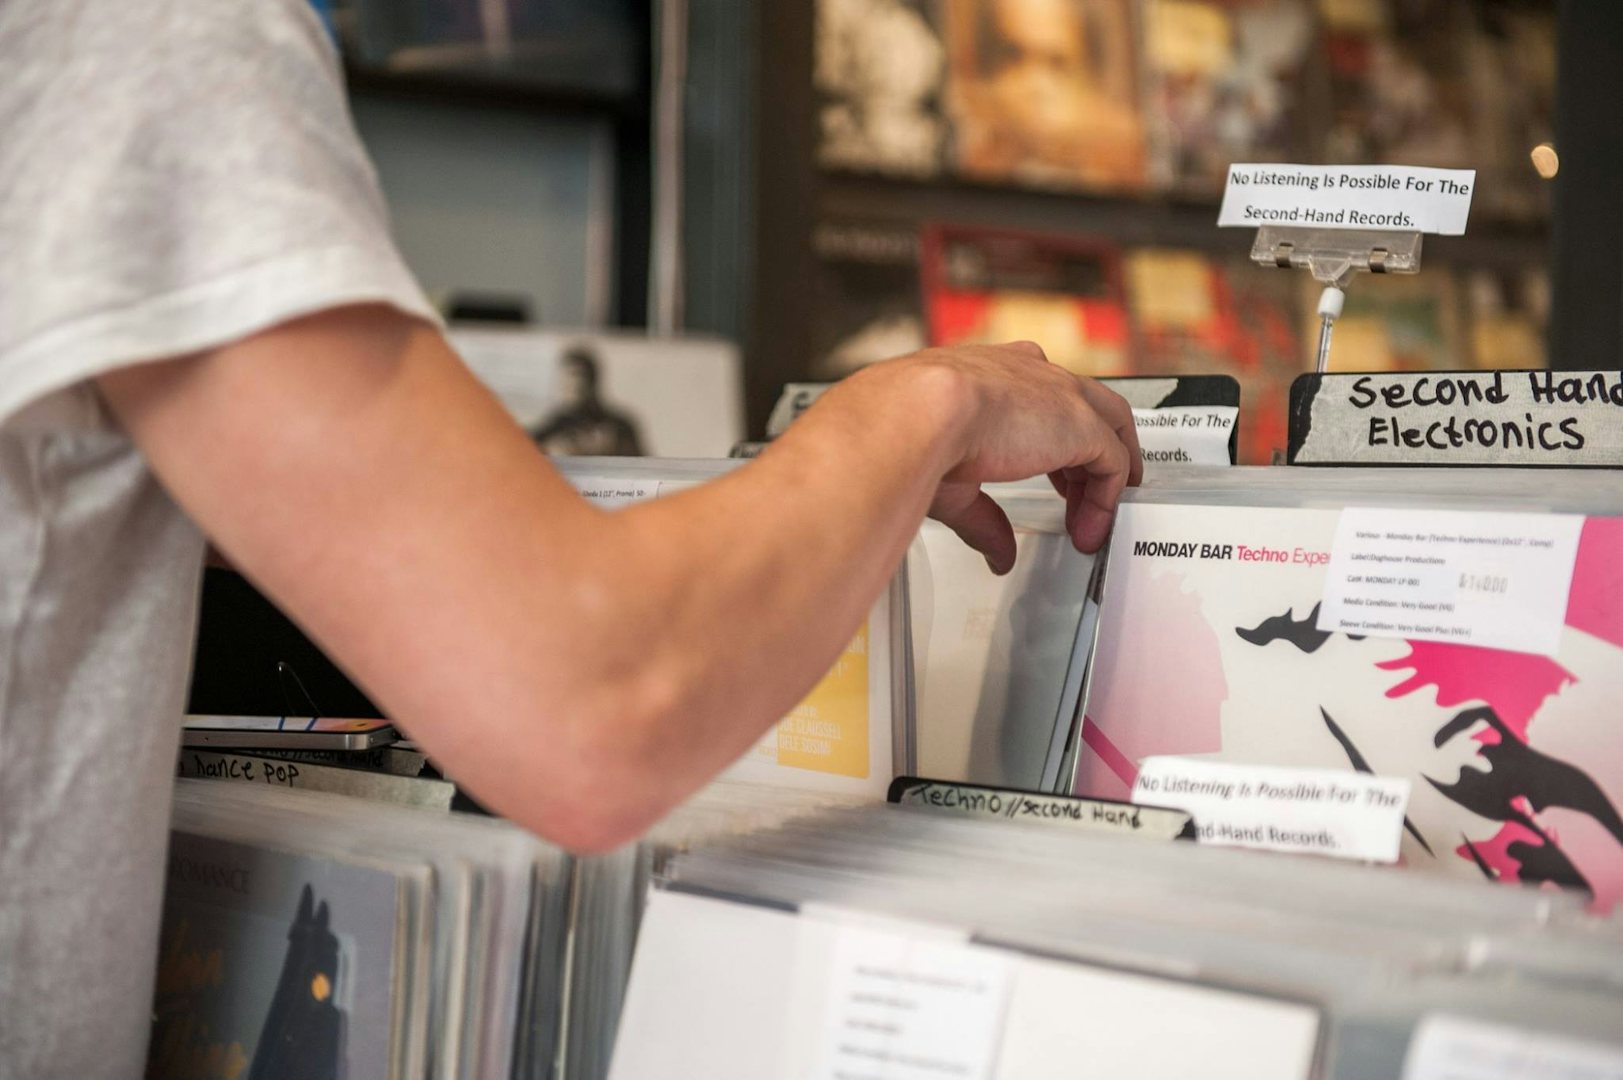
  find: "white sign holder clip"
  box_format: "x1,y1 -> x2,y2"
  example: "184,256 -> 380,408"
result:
1250,225 -> 1425,373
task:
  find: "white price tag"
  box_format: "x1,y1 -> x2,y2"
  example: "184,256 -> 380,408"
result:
1404,1015 -> 1623,1080
1133,406 -> 1237,466
1219,164 -> 1475,235
811,919 -> 1011,1080
1318,508 -> 1583,657
569,477 -> 662,508
1133,757 -> 1411,863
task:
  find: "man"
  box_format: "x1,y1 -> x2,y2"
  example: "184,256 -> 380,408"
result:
0,1 -> 1139,1076
531,344 -> 646,457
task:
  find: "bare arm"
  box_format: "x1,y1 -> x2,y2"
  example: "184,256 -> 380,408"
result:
100,305 -> 1138,851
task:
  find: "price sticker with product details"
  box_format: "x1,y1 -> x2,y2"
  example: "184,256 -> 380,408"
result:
807,913 -> 1012,1080
1318,507 -> 1583,657
1404,1015 -> 1623,1080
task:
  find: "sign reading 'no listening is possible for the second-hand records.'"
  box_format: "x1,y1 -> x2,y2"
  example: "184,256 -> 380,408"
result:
1219,164 -> 1475,235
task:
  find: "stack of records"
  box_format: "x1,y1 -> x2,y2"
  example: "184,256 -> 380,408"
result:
609,803 -> 1623,1080
151,779 -> 571,1080
564,780 -> 893,1079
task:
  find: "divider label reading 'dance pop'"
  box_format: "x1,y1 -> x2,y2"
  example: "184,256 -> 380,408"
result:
1134,406 -> 1237,466
1318,508 -> 1583,657
1219,165 -> 1474,235
1132,757 -> 1411,863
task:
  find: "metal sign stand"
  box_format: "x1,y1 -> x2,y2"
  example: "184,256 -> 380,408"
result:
1250,225 -> 1425,373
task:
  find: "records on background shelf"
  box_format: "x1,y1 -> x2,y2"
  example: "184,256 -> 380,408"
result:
1141,0 -> 1321,196
1072,469 -> 1623,912
1125,248 -> 1302,463
1464,265 -> 1550,372
942,0 -> 1149,192
820,218 -> 1540,420
809,220 -> 928,378
808,0 -> 1559,230
922,224 -> 1133,376
1317,0 -> 1476,170
814,0 -> 949,178
1304,268 -> 1463,373
1467,3 -> 1558,222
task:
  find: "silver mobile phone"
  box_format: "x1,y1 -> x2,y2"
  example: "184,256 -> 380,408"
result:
181,715 -> 398,751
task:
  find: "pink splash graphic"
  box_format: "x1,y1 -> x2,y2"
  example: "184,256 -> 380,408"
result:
1566,518 -> 1623,648
1074,572 -> 1227,799
1378,523 -> 1623,911
1458,822 -> 1549,887
1080,721 -> 1138,798
1376,642 -> 1572,741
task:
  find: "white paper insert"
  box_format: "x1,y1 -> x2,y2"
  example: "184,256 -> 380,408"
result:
1133,756 -> 1410,863
568,477 -> 662,508
811,919 -> 1011,1080
1218,164 -> 1475,235
1404,1015 -> 1623,1080
1134,406 -> 1237,467
1318,507 -> 1583,657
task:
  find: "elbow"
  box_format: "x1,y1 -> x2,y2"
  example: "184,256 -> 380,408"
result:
511,664 -> 700,856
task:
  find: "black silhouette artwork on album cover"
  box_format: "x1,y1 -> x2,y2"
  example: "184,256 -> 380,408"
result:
248,885 -> 347,1080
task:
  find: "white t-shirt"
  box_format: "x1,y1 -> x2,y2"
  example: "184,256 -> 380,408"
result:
0,1 -> 437,1075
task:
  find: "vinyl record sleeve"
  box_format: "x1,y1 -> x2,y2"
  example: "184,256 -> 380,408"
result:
1074,495 -> 1623,910
814,0 -> 947,178
941,0 -> 1148,192
151,831 -> 406,1080
1140,0 -> 1319,195
910,513 -> 1095,791
1126,250 -> 1300,464
451,327 -> 746,459
922,224 -> 1131,379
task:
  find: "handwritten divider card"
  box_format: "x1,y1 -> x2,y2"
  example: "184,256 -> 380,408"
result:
1289,371 -> 1623,468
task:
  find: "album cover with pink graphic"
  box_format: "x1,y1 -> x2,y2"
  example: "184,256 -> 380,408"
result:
1074,501 -> 1623,910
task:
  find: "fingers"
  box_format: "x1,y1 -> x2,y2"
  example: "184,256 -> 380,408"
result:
1059,411 -> 1134,554
1075,379 -> 1144,488
1003,340 -> 1048,362
930,483 -> 1018,575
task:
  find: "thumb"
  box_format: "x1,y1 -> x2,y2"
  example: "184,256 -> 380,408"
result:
930,485 -> 1017,575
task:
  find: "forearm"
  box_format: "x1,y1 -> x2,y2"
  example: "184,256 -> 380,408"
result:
399,362 -> 973,849
100,310 -> 974,850
581,364 -> 969,802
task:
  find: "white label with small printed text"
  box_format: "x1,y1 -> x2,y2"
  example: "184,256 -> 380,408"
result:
1219,164 -> 1475,235
1318,508 -> 1583,657
1133,756 -> 1411,863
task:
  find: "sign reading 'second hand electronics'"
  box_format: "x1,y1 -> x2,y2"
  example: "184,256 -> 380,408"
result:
1219,164 -> 1475,235
1290,370 -> 1623,468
